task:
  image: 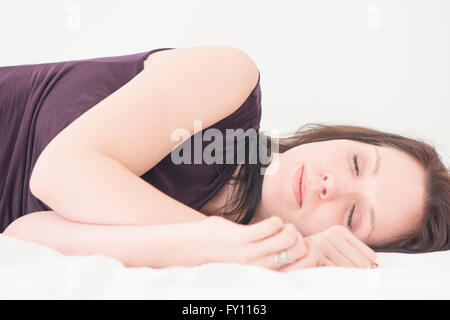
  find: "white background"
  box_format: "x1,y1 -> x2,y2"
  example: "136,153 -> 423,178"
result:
1,0 -> 449,165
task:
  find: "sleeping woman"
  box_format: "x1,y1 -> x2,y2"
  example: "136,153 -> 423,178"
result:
1,46 -> 449,272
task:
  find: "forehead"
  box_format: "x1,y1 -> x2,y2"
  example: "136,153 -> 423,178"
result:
366,144 -> 426,245
310,139 -> 379,149
326,139 -> 376,147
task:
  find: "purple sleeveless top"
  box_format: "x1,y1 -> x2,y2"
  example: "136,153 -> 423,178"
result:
0,48 -> 262,232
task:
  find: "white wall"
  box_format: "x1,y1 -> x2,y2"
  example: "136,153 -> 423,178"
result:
1,0 -> 448,165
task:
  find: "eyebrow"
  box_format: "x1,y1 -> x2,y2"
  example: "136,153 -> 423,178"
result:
372,146 -> 381,176
366,146 -> 380,241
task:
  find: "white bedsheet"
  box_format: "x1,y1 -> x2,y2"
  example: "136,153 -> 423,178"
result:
0,233 -> 449,299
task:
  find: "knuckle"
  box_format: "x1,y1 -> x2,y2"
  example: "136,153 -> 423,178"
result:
311,236 -> 324,246
323,228 -> 334,237
311,246 -> 323,264
284,229 -> 298,246
270,216 -> 283,228
294,241 -> 308,258
284,222 -> 296,231
312,249 -> 320,263
284,223 -> 298,236
329,224 -> 347,235
308,243 -> 318,256
330,224 -> 344,232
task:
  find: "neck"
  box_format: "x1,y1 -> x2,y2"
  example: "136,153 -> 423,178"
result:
247,196 -> 270,224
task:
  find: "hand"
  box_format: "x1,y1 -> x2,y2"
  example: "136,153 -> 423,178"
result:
198,216 -> 317,271
304,225 -> 377,268
276,238 -> 326,272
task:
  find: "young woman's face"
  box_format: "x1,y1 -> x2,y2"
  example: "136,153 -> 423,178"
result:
255,139 -> 426,247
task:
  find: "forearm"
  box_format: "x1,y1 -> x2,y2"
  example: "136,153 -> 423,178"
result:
3,211 -> 209,268
30,148 -> 208,225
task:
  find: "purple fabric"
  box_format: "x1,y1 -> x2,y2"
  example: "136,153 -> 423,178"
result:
0,48 -> 261,232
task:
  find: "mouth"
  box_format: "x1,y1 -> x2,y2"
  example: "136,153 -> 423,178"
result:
301,166 -> 306,207
292,165 -> 304,208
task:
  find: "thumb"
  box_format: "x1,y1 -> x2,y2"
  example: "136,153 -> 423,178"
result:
245,216 -> 284,242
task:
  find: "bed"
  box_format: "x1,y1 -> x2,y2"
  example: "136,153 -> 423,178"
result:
0,233 -> 449,299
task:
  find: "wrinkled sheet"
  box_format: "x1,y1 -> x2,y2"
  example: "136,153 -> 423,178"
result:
0,234 -> 449,299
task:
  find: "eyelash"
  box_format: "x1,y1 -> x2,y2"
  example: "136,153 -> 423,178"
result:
347,155 -> 360,229
353,154 -> 360,176
347,205 -> 356,230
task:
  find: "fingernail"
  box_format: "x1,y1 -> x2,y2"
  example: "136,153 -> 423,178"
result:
371,263 -> 379,269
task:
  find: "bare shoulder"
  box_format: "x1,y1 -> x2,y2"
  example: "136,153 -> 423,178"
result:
30,45 -> 260,182
142,45 -> 258,84
138,44 -> 260,129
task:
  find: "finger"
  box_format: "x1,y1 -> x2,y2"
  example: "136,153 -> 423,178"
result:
244,216 -> 284,243
330,236 -> 372,268
343,232 -> 377,263
289,233 -> 308,261
249,223 -> 299,257
279,242 -> 322,272
250,233 -> 308,270
322,256 -> 335,267
322,237 -> 356,267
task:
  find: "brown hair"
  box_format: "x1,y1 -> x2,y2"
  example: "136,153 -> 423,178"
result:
214,123 -> 450,253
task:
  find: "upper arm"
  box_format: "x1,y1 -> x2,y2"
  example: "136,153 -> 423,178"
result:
30,46 -> 259,184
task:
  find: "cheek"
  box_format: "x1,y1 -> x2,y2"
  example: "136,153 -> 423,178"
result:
298,207 -> 340,235
261,175 -> 283,209
260,173 -> 294,222
262,155 -> 288,201
261,176 -> 275,200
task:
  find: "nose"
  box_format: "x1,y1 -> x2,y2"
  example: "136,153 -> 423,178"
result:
318,171 -> 356,201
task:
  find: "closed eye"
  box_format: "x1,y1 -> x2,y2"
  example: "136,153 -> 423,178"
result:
353,154 -> 360,176
347,205 -> 356,229
347,154 -> 360,230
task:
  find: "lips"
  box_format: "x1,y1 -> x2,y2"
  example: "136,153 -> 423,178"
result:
301,166 -> 306,206
292,165 -> 304,208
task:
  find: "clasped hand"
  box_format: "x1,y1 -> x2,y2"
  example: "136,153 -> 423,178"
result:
199,216 -> 377,272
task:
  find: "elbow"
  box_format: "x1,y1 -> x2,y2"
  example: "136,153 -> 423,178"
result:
29,169 -> 43,199
29,159 -> 62,211
29,148 -> 61,200
29,148 -> 47,197
29,162 -> 48,200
